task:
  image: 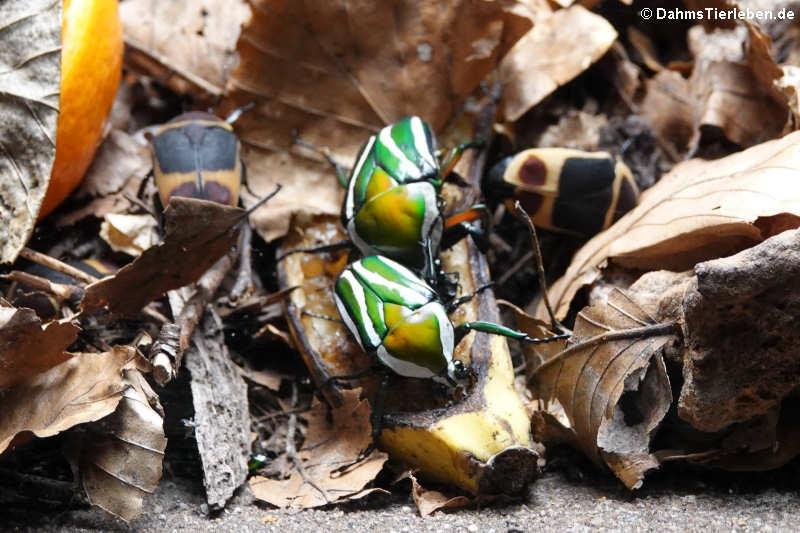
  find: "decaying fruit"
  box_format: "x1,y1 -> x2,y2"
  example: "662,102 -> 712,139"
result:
39,0 -> 123,218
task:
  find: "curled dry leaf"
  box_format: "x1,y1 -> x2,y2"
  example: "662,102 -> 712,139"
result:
404,471 -> 472,517
57,130 -> 152,226
0,307 -> 79,388
80,366 -> 166,522
527,289 -> 676,489
499,5 -> 617,122
639,70 -> 696,160
249,389 -> 388,509
120,0 -> 250,99
542,130 -> 800,321
688,23 -> 788,147
81,198 -> 243,316
223,0 -> 532,242
0,346 -> 137,454
0,0 -> 61,263
99,213 -> 160,256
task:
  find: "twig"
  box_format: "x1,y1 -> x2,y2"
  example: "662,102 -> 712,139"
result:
150,248 -> 237,385
229,223 -> 254,302
18,248 -> 97,285
495,249 -> 533,287
3,271 -> 83,303
529,322 -> 679,377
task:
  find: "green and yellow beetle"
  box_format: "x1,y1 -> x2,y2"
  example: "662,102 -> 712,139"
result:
334,255 -> 567,387
150,110 -> 246,208
289,117 -> 485,290
485,148 -> 639,237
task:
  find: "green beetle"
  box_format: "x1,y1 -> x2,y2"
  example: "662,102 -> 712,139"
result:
334,255 -> 567,386
289,117 -> 485,290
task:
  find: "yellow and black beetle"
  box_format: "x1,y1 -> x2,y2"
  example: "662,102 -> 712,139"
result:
150,110 -> 245,208
485,147 -> 640,237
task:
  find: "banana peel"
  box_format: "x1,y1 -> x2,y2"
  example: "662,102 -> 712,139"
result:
278,215 -> 539,495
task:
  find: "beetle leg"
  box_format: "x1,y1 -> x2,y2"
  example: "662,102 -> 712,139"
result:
242,183 -> 282,218
301,309 -> 343,323
332,370 -> 390,477
276,239 -> 353,262
323,365 -> 380,389
439,139 -> 485,177
446,282 -> 494,312
292,133 -> 350,187
453,321 -> 571,347
441,205 -> 490,253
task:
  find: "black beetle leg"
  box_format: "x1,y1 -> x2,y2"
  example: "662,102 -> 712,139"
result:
446,282 -> 494,312
276,239 -> 353,262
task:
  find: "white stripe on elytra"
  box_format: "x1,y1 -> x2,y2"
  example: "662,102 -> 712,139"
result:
344,135 -> 376,219
347,216 -> 374,258
352,257 -> 433,307
414,182 -> 442,251
378,125 -> 418,179
410,117 -> 436,170
335,270 -> 382,349
431,303 -> 456,380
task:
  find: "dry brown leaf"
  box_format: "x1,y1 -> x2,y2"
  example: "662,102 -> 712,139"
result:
99,213 -> 160,256
249,389 -> 388,509
0,0 -> 61,263
406,472 -> 472,517
536,109 -> 608,151
55,130 -> 153,227
639,70 -> 696,160
688,23 -> 788,147
0,308 -> 79,388
223,0 -> 532,241
81,198 -> 243,316
120,0 -> 250,99
75,130 -> 150,198
542,130 -> 800,320
80,366 -> 166,522
0,346 -> 137,454
499,5 -> 617,122
528,289 -> 675,489
627,27 -> 663,72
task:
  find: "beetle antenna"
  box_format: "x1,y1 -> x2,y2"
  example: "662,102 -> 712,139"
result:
513,201 -> 570,335
225,102 -> 255,124
291,131 -> 350,187
240,183 -> 281,219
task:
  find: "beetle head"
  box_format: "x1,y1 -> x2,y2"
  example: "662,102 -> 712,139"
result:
443,358 -> 473,389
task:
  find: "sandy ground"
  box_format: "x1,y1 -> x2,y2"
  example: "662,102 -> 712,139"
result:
3,463 -> 800,533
